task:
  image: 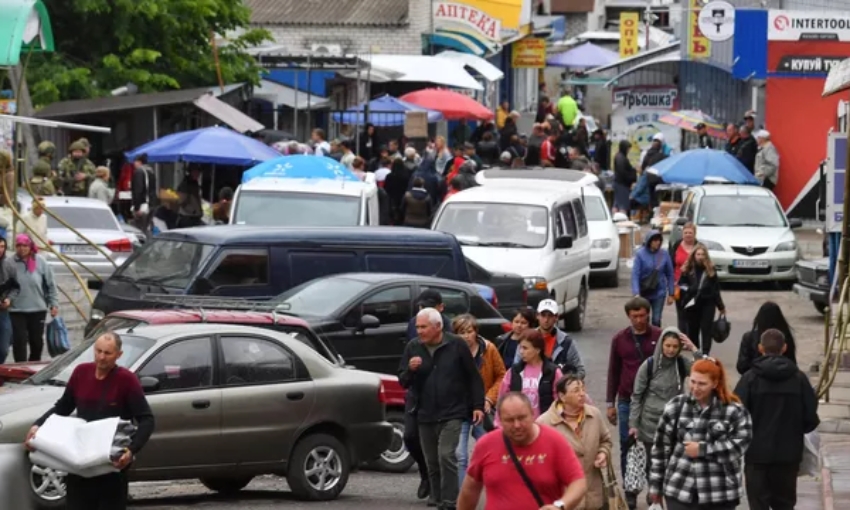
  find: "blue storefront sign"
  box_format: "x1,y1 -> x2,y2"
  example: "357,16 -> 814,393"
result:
826,132 -> 848,233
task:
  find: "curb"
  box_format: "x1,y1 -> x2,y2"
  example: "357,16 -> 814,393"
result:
823,465 -> 834,510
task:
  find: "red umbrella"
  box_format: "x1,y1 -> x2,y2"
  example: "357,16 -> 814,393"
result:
400,89 -> 494,121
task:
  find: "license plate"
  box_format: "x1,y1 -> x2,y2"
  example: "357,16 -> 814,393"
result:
732,259 -> 770,268
60,245 -> 98,256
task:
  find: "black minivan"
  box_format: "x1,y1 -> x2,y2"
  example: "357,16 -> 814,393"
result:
86,226 -> 472,333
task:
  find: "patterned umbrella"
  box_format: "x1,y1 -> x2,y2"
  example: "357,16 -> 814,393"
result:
658,110 -> 726,138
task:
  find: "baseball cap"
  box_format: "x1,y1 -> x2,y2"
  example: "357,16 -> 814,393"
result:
652,132 -> 665,142
744,111 -> 756,120
417,289 -> 443,308
755,129 -> 770,139
537,299 -> 559,315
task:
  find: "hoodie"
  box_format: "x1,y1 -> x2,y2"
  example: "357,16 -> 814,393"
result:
629,326 -> 695,443
409,156 -> 444,206
630,230 -> 675,300
401,187 -> 433,228
734,354 -> 819,464
613,141 -> 636,186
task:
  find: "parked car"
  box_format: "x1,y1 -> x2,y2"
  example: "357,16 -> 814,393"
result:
668,185 -> 803,282
466,257 -> 527,317
794,257 -> 830,315
0,323 -> 393,508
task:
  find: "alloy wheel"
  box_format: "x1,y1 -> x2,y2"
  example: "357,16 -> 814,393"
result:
303,446 -> 343,492
31,464 -> 66,501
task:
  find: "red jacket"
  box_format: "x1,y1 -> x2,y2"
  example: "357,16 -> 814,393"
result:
606,325 -> 662,404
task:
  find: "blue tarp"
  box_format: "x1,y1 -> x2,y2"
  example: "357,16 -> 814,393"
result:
125,126 -> 281,166
242,155 -> 360,183
331,94 -> 444,127
647,149 -> 760,186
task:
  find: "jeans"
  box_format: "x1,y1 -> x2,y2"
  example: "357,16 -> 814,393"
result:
0,312 -> 11,363
10,311 -> 45,362
686,303 -> 716,354
746,462 -> 798,510
617,399 -> 631,481
456,420 -> 486,487
649,296 -> 665,327
66,471 -> 128,510
420,419 -> 463,509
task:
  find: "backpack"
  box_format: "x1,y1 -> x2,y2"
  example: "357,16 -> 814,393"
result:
646,356 -> 689,389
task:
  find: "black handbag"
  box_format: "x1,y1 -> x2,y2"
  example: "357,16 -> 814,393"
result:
639,251 -> 663,295
713,313 -> 731,343
503,434 -> 545,507
482,410 -> 496,432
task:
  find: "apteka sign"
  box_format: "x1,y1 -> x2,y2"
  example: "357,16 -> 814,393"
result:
434,2 -> 502,41
614,88 -> 679,110
769,10 -> 850,41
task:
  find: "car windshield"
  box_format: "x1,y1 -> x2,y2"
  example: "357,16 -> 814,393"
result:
434,203 -> 549,248
28,335 -> 156,386
275,278 -> 371,316
583,196 -> 609,221
47,207 -> 119,231
113,239 -> 214,289
697,195 -> 787,227
233,191 -> 361,227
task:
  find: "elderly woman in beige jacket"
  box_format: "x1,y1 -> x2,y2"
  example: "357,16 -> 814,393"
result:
538,374 -> 613,510
754,130 -> 779,191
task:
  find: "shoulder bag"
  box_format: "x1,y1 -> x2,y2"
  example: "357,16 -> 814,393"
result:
640,251 -> 663,295
503,433 -> 545,507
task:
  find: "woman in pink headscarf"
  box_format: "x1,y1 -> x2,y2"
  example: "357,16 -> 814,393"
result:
9,233 -> 58,362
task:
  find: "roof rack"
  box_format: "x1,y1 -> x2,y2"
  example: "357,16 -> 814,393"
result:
142,294 -> 292,321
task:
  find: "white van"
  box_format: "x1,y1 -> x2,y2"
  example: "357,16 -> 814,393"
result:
431,185 -> 591,331
230,175 -> 380,227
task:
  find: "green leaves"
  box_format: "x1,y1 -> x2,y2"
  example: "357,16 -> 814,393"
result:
25,0 -> 271,107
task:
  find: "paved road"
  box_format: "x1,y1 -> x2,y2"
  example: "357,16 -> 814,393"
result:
128,279 -> 824,509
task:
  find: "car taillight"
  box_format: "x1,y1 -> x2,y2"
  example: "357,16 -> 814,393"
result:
491,290 -> 499,309
105,238 -> 133,253
378,381 -> 388,404
500,322 -> 513,333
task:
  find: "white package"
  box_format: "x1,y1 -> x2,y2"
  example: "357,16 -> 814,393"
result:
29,415 -> 120,471
29,450 -> 117,478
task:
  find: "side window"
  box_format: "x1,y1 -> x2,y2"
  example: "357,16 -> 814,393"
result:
555,210 -> 565,237
137,337 -> 213,392
365,253 -> 457,280
288,250 -> 359,287
558,204 -> 577,239
356,286 -> 413,326
683,193 -> 696,220
421,286 -> 469,318
221,336 -> 297,385
572,200 -> 588,238
206,249 -> 269,288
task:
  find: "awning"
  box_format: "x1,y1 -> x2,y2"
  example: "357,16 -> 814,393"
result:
428,33 -> 492,57
341,55 -> 484,90
193,94 -> 265,133
585,42 -> 681,74
603,50 -> 728,88
435,50 -> 504,82
254,79 -> 330,110
824,58 -> 850,97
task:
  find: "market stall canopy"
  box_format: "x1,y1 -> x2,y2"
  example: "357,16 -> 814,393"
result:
546,42 -> 619,69
125,126 -> 281,166
823,58 -> 850,97
659,110 -> 726,138
331,94 -> 443,126
400,89 -> 493,121
435,51 -> 505,82
648,149 -> 759,186
340,55 -> 484,91
242,155 -> 360,184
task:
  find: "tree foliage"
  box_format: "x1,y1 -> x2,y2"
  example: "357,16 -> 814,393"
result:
25,0 -> 271,106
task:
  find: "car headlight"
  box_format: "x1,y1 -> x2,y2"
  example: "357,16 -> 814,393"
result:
524,277 -> 548,291
90,308 -> 105,322
817,274 -> 829,286
775,241 -> 797,252
702,240 -> 725,252
592,239 -> 612,249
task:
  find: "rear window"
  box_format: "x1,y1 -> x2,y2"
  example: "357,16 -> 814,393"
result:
233,191 -> 361,227
48,206 -> 118,230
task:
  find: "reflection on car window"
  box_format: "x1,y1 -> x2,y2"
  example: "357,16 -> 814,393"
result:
206,250 -> 269,288
30,335 -> 156,385
435,203 -> 549,248
360,286 -> 412,325
233,191 -> 361,227
47,207 -> 119,231
137,337 -> 213,391
277,277 -> 371,316
114,239 -> 213,288
698,196 -> 787,227
221,337 -> 296,385
421,286 -> 469,318
583,197 -> 609,222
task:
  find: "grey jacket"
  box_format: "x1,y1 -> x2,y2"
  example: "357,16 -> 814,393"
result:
755,141 -> 779,185
629,326 -> 696,443
0,256 -> 19,303
9,254 -> 58,313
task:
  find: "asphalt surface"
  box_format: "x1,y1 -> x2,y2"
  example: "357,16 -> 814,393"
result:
128,278 -> 825,509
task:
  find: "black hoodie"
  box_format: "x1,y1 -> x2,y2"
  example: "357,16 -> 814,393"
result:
735,355 -> 819,465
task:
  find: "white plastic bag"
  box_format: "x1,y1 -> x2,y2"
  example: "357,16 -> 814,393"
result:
623,442 -> 648,493
29,415 -> 120,471
799,432 -> 821,477
29,451 -> 117,478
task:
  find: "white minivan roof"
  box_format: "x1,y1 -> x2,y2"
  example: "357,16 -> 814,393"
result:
475,168 -> 599,188
237,177 -> 375,198
445,184 -> 582,206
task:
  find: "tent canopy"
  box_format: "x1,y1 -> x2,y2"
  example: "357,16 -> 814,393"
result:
126,126 -> 280,166
546,42 -> 619,69
331,94 -> 444,126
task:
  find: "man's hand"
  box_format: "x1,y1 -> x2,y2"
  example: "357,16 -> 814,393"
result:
472,410 -> 484,425
408,356 -> 422,371
684,441 -> 701,458
593,452 -> 607,468
113,449 -> 133,470
606,407 -> 617,425
24,425 -> 38,451
50,306 -> 58,317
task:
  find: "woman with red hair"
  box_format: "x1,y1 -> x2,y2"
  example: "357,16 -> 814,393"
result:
648,358 -> 752,510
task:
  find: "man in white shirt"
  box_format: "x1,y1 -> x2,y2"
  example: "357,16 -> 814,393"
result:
311,129 -> 331,157
16,198 -> 48,248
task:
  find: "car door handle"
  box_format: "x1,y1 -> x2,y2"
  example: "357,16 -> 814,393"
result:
287,392 -> 305,401
192,400 -> 211,410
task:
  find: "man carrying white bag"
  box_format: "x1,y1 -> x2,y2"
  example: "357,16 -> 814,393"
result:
25,332 -> 155,510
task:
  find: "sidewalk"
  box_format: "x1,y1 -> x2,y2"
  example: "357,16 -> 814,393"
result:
813,371 -> 850,510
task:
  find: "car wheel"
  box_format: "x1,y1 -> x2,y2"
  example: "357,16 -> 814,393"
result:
200,476 -> 254,494
30,463 -> 66,509
367,411 -> 414,473
815,302 -> 828,315
287,433 -> 350,501
563,284 -> 587,332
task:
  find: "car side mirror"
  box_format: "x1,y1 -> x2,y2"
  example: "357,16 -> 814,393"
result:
788,218 -> 803,229
139,376 -> 160,394
675,217 -> 689,226
555,236 -> 573,249
87,279 -> 103,291
359,314 -> 381,331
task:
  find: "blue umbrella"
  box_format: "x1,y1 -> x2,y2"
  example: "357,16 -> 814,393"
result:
242,155 -> 361,184
126,126 -> 281,166
647,149 -> 760,186
331,94 -> 444,127
546,42 -> 620,69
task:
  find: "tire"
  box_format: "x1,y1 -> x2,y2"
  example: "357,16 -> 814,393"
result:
287,433 -> 350,501
200,476 -> 253,494
815,302 -> 828,315
563,284 -> 588,332
367,411 -> 414,473
29,462 -> 66,509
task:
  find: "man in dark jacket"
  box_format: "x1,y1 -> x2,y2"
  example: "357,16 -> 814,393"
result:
613,140 -> 636,213
410,156 -> 445,206
724,123 -> 741,155
695,123 -> 714,149
130,153 -> 157,235
736,125 -> 759,174
475,132 -> 500,167
399,308 -> 484,510
735,329 -> 819,510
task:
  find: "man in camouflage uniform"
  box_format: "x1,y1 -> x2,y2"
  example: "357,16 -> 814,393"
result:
29,159 -> 55,196
56,139 -> 95,196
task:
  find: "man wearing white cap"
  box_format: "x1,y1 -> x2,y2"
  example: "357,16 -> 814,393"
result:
754,129 -> 779,191
513,299 -> 585,377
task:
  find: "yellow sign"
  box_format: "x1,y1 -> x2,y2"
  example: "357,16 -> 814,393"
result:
687,0 -> 711,59
433,0 -> 523,44
512,38 -> 546,68
619,12 -> 640,58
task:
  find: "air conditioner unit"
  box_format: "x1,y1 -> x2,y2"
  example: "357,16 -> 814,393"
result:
311,44 -> 343,55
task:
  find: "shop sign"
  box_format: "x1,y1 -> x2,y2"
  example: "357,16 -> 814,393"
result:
775,55 -> 845,75
769,11 -> 850,41
619,12 -> 640,58
687,0 -> 711,59
511,38 -> 545,68
697,1 -> 735,42
614,88 -> 679,110
611,87 -> 681,168
434,2 -> 502,41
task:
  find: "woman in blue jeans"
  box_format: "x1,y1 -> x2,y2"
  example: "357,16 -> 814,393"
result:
630,230 -> 674,327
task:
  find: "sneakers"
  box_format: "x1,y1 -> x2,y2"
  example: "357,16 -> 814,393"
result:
626,492 -> 638,510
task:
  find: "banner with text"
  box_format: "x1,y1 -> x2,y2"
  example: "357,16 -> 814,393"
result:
687,0 -> 711,59
512,38 -> 546,68
619,12 -> 640,58
611,86 -> 681,168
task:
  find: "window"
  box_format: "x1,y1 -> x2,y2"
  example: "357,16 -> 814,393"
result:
30,335 -> 156,386
232,191 -> 361,227
682,193 -> 695,220
365,253 -> 456,280
466,259 -> 490,282
420,286 -> 469,318
697,196 -> 787,228
279,326 -> 338,365
434,203 -> 549,248
221,336 -> 296,385
277,277 -> 371,316
288,251 -> 359,287
114,240 -> 214,289
558,204 -> 577,239
47,207 -> 119,231
358,286 -> 412,325
86,317 -> 143,341
137,337 -> 213,392
583,196 -> 609,222
206,249 -> 269,288
572,200 -> 588,238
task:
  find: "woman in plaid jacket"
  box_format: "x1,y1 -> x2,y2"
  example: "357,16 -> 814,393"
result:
648,358 -> 752,510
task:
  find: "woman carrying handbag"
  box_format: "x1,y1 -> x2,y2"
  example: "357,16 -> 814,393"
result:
677,243 -> 725,355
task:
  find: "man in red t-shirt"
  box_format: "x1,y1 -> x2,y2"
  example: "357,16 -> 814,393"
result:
458,392 -> 586,510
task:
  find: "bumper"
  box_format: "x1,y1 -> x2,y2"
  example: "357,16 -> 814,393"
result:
348,421 -> 394,464
711,251 -> 798,282
526,289 -> 549,309
590,250 -> 618,274
794,283 -> 828,305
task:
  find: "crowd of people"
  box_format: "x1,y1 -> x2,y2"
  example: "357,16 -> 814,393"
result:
398,282 -> 819,510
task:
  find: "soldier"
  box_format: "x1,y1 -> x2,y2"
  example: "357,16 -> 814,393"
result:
56,139 -> 95,197
0,149 -> 13,199
29,160 -> 55,196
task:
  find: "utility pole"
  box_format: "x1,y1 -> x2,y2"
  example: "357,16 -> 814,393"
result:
643,0 -> 656,52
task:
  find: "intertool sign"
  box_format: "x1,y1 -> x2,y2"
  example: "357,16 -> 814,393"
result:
769,11 -> 850,41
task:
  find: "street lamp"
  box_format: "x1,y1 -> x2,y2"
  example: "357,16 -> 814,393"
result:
0,0 -> 54,66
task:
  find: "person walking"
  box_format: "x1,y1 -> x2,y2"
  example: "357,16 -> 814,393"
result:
499,329 -> 563,421
131,154 -> 156,235
613,141 -> 636,214
512,299 -> 585,377
648,358 -> 752,510
458,392 -> 588,510
26,332 -> 155,510
400,177 -> 434,227
16,198 -> 48,248
496,307 -> 537,369
0,238 -> 18,363
631,230 -> 675,327
9,233 -> 57,362
605,296 -> 661,495
539,374 -> 612,510
735,329 -> 819,510
678,243 -> 725,354
737,301 -> 797,375
668,222 -> 699,332
398,308 -> 485,510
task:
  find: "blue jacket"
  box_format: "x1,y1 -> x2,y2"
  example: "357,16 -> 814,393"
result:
631,230 -> 675,300
631,173 -> 650,205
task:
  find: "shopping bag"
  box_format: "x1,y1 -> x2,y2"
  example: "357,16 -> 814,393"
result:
601,462 -> 629,510
623,441 -> 648,493
799,432 -> 821,477
45,317 -> 70,358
